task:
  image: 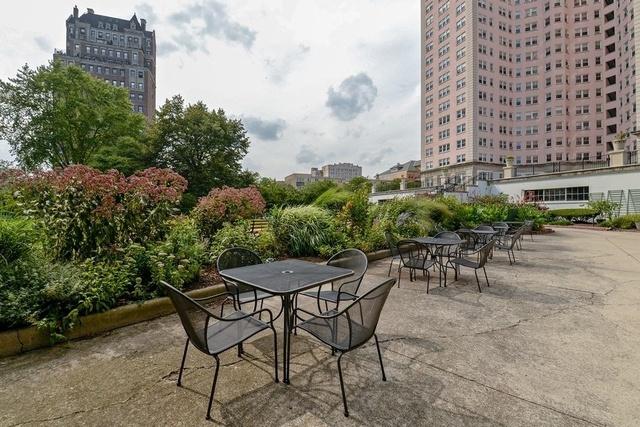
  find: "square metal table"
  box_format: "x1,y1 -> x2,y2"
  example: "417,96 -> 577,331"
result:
219,259 -> 353,384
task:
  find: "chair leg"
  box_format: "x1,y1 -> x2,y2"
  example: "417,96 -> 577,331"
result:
511,249 -> 516,264
238,343 -> 244,357
388,258 -> 394,277
426,269 -> 431,294
507,250 -> 513,265
374,334 -> 387,381
206,355 -> 221,420
483,266 -> 490,287
177,338 -> 189,387
271,327 -> 280,383
474,269 -> 482,292
337,352 -> 349,417
397,266 -> 402,288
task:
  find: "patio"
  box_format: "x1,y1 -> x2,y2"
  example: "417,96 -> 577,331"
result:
1,227 -> 639,426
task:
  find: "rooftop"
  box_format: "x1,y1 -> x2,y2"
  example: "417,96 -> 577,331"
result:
2,228 -> 639,425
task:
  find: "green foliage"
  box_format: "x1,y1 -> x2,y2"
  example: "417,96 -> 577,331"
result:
547,208 -> 597,221
345,176 -> 371,192
607,214 -> 640,229
0,61 -> 145,169
0,218 -> 37,264
313,187 -> 353,211
586,200 -> 620,219
299,180 -> 337,204
88,136 -> 153,176
268,206 -> 347,257
376,180 -> 401,192
150,95 -> 251,197
193,186 -> 266,238
336,187 -> 372,239
208,221 -> 280,262
256,177 -> 301,208
17,165 -> 187,260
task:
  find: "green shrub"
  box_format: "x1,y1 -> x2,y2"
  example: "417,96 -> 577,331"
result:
547,208 -> 597,221
313,187 -> 353,211
268,206 -> 347,257
208,221 -> 281,262
586,200 -> 620,220
609,214 -> 640,229
298,180 -> 337,204
193,186 -> 266,238
16,165 -> 187,260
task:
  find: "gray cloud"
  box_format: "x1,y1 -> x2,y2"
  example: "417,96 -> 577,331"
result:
136,3 -> 157,25
326,73 -> 378,121
360,147 -> 394,166
165,0 -> 256,53
295,145 -> 323,165
243,116 -> 286,140
157,41 -> 181,56
264,44 -> 310,84
34,36 -> 51,52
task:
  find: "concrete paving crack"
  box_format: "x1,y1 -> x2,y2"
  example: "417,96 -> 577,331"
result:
384,347 -> 605,427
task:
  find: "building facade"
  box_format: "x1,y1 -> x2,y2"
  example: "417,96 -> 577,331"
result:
54,6 -> 156,119
375,160 -> 422,181
421,0 -> 639,187
320,163 -> 363,181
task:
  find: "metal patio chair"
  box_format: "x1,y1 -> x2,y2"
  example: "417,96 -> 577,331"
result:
298,249 -> 368,312
447,240 -> 496,292
397,239 -> 436,292
217,248 -> 275,314
496,226 -> 524,265
293,278 -> 397,417
523,219 -> 535,242
160,281 -> 279,420
384,231 -> 402,277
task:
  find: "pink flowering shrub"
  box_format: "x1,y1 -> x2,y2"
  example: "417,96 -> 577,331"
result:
16,165 -> 187,259
193,186 -> 266,237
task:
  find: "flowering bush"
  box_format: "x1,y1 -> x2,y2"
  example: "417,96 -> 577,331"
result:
193,186 -> 266,237
16,165 -> 187,260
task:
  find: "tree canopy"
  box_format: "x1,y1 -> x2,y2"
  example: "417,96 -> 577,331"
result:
0,61 -> 145,169
149,95 -> 252,198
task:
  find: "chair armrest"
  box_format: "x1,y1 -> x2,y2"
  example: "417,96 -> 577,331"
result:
293,306 -> 342,322
192,291 -> 235,302
216,308 -> 275,325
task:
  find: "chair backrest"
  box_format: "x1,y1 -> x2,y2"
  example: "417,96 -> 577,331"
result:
477,240 -> 496,267
493,222 -> 508,228
434,231 -> 461,240
396,239 -> 426,266
160,281 -> 212,354
326,249 -> 368,295
384,231 -> 400,257
434,231 -> 461,256
216,247 -> 262,293
474,225 -> 494,231
343,278 -> 396,349
508,227 -> 524,248
523,220 -> 534,232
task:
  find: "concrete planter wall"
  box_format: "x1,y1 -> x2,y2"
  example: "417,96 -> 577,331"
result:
0,284 -> 225,358
0,250 -> 393,358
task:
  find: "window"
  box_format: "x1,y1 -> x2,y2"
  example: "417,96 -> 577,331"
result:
525,186 -> 589,202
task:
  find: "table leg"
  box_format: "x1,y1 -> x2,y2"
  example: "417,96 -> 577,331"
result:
282,295 -> 291,384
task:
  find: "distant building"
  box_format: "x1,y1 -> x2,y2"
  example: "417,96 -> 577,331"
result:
285,162 -> 363,188
321,163 -> 362,181
284,173 -> 324,189
376,161 -> 421,181
54,6 -> 156,119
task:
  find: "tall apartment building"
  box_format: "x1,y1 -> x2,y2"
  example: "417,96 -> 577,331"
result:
54,6 -> 156,119
421,0 -> 639,186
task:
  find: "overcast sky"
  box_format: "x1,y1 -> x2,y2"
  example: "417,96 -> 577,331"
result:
0,0 -> 420,179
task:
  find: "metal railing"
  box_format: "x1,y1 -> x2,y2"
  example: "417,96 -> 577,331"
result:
515,158 -> 610,177
625,151 -> 638,165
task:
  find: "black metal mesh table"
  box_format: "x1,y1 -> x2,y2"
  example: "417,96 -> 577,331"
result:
219,259 -> 353,383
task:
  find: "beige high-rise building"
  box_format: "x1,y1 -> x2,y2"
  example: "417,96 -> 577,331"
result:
421,0 -> 639,186
54,6 -> 156,119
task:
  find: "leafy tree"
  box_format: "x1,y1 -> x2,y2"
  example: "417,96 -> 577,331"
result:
345,176 -> 371,192
257,177 -> 301,208
0,61 -> 145,169
150,95 -> 251,198
88,136 -> 153,176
